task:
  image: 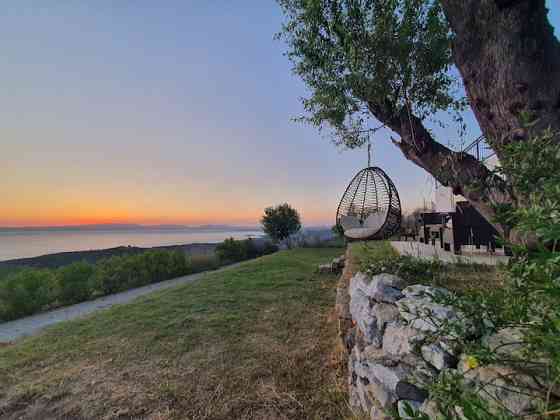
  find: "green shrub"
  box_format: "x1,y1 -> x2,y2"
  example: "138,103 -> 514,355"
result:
262,241 -> 279,255
190,254 -> 220,272
56,261 -> 95,305
95,256 -> 129,294
362,254 -> 445,283
216,238 -> 249,263
168,250 -> 191,277
0,269 -> 55,321
215,238 -> 277,263
95,250 -> 191,294
0,249 -> 192,321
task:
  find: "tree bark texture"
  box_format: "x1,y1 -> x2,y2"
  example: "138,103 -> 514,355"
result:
441,0 -> 560,151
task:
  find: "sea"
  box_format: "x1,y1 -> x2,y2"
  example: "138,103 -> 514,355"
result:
0,227 -> 263,262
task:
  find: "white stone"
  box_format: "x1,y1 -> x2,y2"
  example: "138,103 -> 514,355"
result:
458,354 -> 542,416
373,303 -> 400,334
420,343 -> 457,371
402,284 -> 451,300
349,272 -> 370,296
483,327 -> 525,356
367,276 -> 404,303
382,323 -> 418,358
367,363 -> 410,393
371,273 -> 407,289
396,297 -> 465,333
349,288 -> 382,347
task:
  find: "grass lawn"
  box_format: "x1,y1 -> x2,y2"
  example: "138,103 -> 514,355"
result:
349,241 -> 504,294
0,248 -> 351,420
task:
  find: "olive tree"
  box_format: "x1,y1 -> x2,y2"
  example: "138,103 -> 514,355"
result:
277,0 -> 560,239
261,203 -> 302,244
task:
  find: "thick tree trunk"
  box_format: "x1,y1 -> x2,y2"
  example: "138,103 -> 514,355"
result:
369,0 -> 560,241
441,0 -> 560,153
361,0 -> 560,241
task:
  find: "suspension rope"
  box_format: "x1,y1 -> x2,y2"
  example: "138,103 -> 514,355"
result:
367,136 -> 372,167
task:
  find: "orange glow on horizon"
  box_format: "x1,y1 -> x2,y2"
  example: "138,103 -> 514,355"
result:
0,209 -> 334,228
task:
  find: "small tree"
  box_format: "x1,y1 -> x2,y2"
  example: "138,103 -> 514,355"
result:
261,203 -> 302,244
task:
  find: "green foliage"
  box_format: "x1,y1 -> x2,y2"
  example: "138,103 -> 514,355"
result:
261,203 -> 302,243
277,0 -> 465,147
216,238 -> 279,264
216,238 -> 248,263
57,261 -> 95,305
0,265 -> 23,283
262,241 -> 280,255
0,250 -> 192,321
189,254 -> 221,272
423,128 -> 560,418
363,253 -> 444,283
331,224 -> 345,239
0,243 -> 281,322
96,250 -> 191,295
0,269 -> 56,321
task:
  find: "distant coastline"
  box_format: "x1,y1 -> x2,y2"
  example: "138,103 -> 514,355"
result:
0,226 -> 264,263
0,226 -> 334,266
0,240 -> 265,270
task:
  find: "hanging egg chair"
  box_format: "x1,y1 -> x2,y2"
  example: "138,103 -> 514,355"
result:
336,145 -> 402,241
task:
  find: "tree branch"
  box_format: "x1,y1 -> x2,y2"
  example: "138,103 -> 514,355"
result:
367,101 -> 512,235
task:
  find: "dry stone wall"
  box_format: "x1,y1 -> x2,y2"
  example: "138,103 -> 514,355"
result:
334,263 -> 546,419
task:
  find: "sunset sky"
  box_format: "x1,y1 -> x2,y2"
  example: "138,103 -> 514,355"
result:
2,2 -> 559,227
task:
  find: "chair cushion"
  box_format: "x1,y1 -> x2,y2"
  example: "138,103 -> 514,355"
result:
345,227 -> 379,239
340,215 -> 361,230
363,211 -> 387,230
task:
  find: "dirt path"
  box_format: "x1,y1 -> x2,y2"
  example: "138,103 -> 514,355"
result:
0,263 -> 240,343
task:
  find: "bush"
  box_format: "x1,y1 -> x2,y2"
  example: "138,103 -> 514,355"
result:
95,250 -> 191,294
216,238 -> 249,263
95,256 -> 130,294
0,269 -> 55,321
215,238 -> 278,263
57,261 -> 95,305
190,254 -> 220,272
362,253 -> 445,284
0,249 -> 193,321
262,241 -> 279,255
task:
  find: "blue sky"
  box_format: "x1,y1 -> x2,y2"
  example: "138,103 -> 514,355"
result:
1,1 -> 559,227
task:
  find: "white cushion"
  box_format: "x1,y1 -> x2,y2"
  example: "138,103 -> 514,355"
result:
340,215 -> 361,230
363,211 -> 387,230
345,227 -> 380,239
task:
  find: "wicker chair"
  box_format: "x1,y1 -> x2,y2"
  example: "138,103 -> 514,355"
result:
336,167 -> 402,240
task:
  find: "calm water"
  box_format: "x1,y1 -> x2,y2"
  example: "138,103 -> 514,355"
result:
0,229 -> 263,261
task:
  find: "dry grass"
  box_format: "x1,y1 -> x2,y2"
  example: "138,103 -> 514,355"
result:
0,248 -> 352,420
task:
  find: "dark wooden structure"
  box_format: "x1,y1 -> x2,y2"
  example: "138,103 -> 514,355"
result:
418,202 -> 503,254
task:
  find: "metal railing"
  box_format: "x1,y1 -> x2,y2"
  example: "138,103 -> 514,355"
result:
461,135 -> 496,162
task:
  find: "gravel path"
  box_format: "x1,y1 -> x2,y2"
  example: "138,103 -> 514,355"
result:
0,263 -> 241,343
